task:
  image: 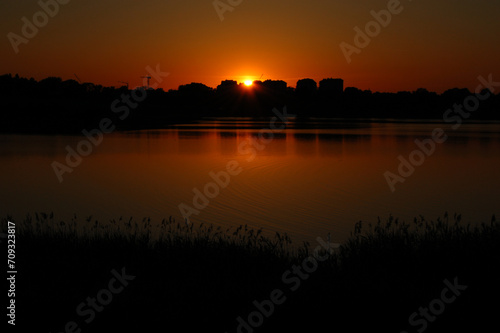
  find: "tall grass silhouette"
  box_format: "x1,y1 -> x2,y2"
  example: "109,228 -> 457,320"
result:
2,212 -> 499,332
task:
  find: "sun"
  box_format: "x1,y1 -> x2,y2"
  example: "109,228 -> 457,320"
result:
244,80 -> 253,86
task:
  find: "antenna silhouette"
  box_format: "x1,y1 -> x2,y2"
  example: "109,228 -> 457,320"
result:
118,81 -> 129,89
141,75 -> 152,89
259,74 -> 264,80
74,73 -> 82,83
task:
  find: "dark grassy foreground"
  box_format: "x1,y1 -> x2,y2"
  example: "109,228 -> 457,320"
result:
3,213 -> 500,332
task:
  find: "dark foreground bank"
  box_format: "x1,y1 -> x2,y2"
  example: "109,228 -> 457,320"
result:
2,213 -> 499,332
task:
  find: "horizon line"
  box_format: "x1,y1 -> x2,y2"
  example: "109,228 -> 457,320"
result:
2,73 -> 495,95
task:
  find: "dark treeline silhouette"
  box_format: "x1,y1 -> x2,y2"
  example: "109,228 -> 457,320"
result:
1,73 -> 499,133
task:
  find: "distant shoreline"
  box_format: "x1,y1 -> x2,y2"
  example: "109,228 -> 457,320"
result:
2,73 -> 499,135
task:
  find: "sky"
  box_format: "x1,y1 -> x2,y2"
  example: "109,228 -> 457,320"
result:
1,0 -> 499,93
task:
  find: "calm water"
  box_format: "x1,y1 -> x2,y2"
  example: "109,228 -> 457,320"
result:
1,121 -> 499,244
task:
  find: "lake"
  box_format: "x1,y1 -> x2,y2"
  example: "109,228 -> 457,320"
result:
1,120 -> 499,244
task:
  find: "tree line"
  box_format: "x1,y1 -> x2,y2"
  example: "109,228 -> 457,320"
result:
0,73 -> 498,134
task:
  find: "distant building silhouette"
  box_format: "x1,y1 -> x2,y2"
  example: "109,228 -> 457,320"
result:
262,80 -> 287,94
178,82 -> 212,94
217,80 -> 238,91
319,78 -> 343,95
296,78 -> 317,96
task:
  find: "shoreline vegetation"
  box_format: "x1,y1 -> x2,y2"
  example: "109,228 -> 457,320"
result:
4,213 -> 499,332
1,73 -> 499,134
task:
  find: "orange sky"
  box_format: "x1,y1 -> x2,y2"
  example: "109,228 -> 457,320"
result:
1,0 -> 499,93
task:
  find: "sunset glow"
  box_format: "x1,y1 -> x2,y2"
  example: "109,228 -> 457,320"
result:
1,0 -> 498,92
244,80 -> 253,86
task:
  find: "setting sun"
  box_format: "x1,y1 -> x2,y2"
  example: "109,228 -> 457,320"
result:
244,80 -> 253,86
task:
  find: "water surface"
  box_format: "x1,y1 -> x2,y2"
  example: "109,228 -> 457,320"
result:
1,121 -> 499,243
